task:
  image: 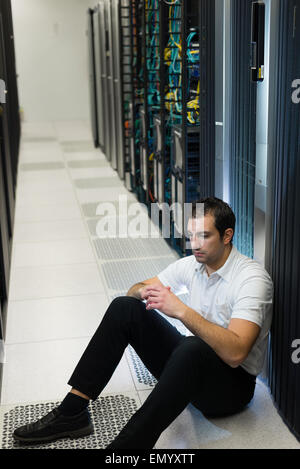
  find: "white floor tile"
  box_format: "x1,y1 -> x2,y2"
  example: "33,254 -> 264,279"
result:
20,142 -> 62,152
76,187 -> 136,204
8,263 -> 105,301
15,187 -> 76,208
63,151 -> 105,162
21,122 -> 56,139
20,143 -> 63,156
5,294 -> 109,344
68,167 -> 118,180
14,203 -> 82,223
0,340 -> 134,405
17,178 -> 74,196
16,170 -> 70,185
13,238 -> 95,268
13,219 -> 88,243
153,382 -> 300,449
19,152 -> 64,164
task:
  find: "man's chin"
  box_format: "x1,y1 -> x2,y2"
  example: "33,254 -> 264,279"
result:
193,253 -> 206,262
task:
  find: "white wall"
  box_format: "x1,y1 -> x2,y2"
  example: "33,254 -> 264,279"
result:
11,0 -> 93,123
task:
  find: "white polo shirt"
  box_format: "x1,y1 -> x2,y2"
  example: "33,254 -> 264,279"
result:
157,245 -> 273,376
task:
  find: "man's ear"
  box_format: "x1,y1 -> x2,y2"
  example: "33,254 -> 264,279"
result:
223,228 -> 234,245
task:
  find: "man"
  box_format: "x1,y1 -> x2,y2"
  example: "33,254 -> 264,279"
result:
13,197 -> 273,448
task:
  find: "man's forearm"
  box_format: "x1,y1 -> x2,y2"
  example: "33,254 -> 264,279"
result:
178,306 -> 246,368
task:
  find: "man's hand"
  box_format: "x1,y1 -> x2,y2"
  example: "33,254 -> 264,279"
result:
141,284 -> 187,319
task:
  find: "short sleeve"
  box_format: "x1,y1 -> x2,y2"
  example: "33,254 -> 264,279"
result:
230,271 -> 273,328
157,256 -> 194,295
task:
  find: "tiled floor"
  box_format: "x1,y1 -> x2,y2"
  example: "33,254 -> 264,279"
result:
0,120 -> 299,449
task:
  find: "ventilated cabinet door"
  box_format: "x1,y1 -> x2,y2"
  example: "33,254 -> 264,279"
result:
269,0 -> 300,442
0,13 -> 14,239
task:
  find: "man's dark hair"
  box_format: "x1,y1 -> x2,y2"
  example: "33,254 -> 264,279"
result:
191,197 -> 236,243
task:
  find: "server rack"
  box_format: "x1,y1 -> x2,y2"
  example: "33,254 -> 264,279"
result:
89,0 -> 215,255
98,0 -> 111,161
229,0 -> 257,258
0,13 -> 15,247
152,1 -> 172,207
99,1 -> 113,163
119,0 -> 144,193
0,0 -> 20,193
111,0 -> 125,181
87,8 -> 99,148
269,0 -> 300,442
140,0 -> 161,204
0,0 -> 20,400
106,0 -> 118,170
129,0 -> 215,254
93,3 -> 106,152
93,0 -> 124,177
168,0 -> 215,255
0,141 -> 10,379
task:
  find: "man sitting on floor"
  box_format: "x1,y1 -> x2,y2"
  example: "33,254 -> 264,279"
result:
13,197 -> 273,449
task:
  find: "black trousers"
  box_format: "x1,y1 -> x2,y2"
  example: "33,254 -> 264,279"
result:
68,296 -> 256,448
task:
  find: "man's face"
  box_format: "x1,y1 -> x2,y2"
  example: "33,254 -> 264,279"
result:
187,214 -> 228,266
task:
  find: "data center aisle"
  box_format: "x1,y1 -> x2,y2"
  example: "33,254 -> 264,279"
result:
0,121 -> 299,449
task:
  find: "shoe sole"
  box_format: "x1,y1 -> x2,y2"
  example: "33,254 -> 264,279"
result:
13,424 -> 94,444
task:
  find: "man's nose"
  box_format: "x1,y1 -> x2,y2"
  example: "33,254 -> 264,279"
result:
190,235 -> 204,249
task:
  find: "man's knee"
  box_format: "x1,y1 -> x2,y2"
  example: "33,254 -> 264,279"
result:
171,336 -> 216,363
110,295 -> 139,306
107,296 -> 143,317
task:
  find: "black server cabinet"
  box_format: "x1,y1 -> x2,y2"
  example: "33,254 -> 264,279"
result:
230,0 -> 257,259
269,0 -> 300,442
168,0 -> 215,255
93,4 -> 106,153
0,0 -> 19,399
0,145 -> 10,310
0,0 -> 20,193
0,144 -> 10,387
106,0 -> 118,170
0,13 -> 14,244
87,8 -> 99,148
119,0 -> 144,194
99,0 -> 110,160
111,0 -> 125,181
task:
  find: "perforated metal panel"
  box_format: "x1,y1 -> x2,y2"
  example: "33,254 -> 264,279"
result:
93,237 -> 176,260
0,395 -> 139,449
101,257 -> 176,290
128,346 -> 157,387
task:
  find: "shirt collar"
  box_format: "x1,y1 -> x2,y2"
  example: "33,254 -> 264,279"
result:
196,245 -> 237,282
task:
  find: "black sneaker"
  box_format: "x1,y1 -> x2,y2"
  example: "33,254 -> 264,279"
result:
13,407 -> 94,444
